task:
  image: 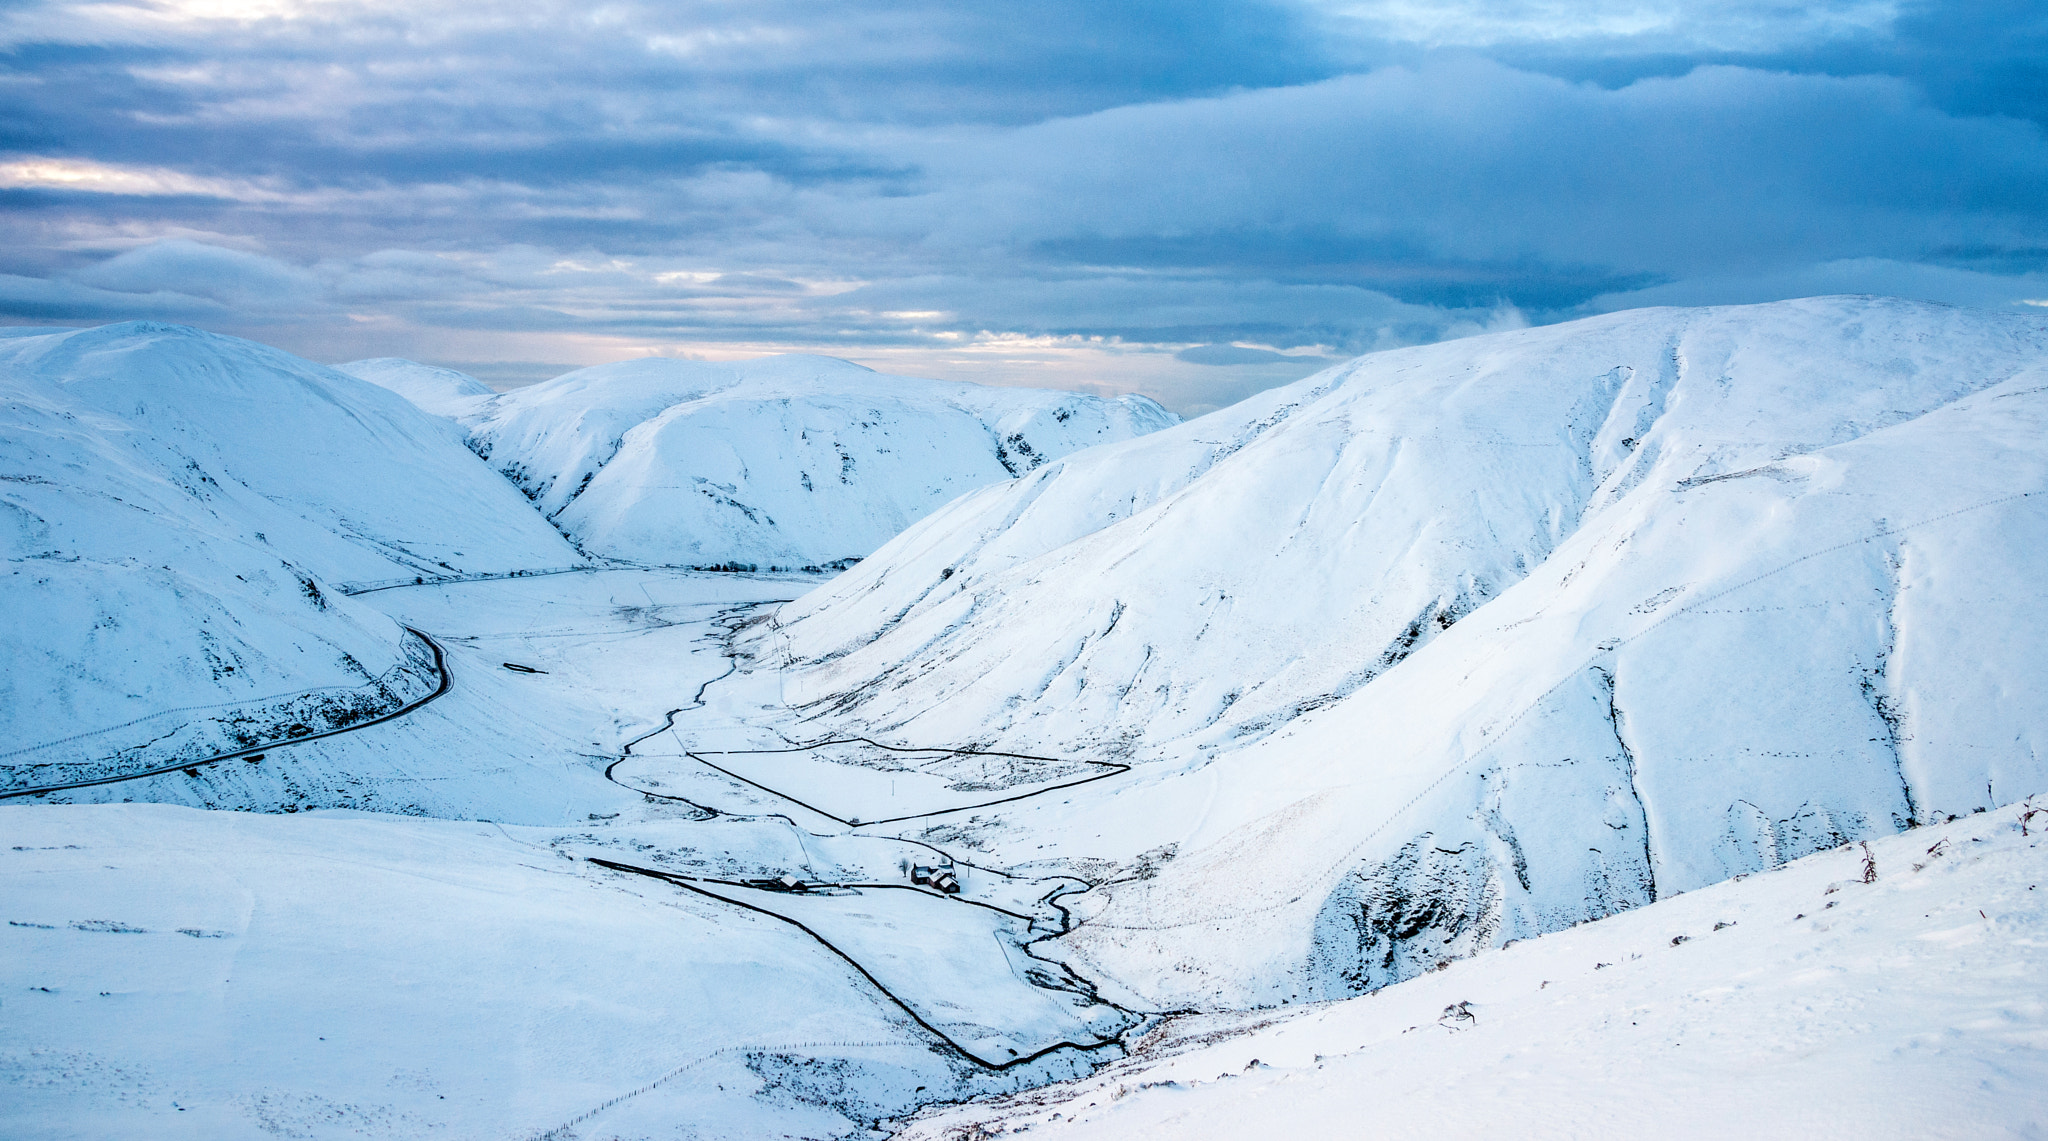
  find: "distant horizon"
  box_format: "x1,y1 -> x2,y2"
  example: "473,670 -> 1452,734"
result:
9,283 -> 2044,416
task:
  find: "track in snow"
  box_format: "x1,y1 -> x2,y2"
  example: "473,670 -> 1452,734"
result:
588,857 -> 1136,1070
612,738 -> 1130,828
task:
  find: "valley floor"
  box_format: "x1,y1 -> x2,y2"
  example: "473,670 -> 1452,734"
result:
5,568 -> 2046,1139
1,570 -> 1138,1139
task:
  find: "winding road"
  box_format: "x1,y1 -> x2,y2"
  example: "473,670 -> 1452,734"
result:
587,857 -> 1136,1071
581,600 -> 1145,1073
0,626 -> 452,802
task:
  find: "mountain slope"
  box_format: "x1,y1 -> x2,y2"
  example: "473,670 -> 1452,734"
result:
767,298 -> 2048,761
334,357 -> 495,422
901,804 -> 2048,1140
745,297 -> 2048,1007
465,354 -> 1177,568
0,322 -> 581,781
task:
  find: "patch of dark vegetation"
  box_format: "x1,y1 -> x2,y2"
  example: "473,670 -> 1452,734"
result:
995,432 -> 1044,476
1308,834 -> 1503,998
747,1051 -> 908,1126
683,557 -> 861,574
1111,843 -> 1178,885
70,919 -> 146,933
497,461 -> 540,500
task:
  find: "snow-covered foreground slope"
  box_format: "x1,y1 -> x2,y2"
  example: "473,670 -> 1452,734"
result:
0,323 -> 581,784
900,804 -> 2048,1140
0,803 -> 1117,1140
464,354 -> 1177,568
333,357 -> 494,422
740,297 -> 2048,1007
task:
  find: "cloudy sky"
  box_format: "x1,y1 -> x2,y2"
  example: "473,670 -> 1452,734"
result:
2,0 -> 2044,413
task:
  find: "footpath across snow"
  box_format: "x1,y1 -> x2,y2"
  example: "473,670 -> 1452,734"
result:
898,802 -> 2048,1140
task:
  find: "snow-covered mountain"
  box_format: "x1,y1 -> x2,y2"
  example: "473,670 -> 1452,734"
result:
461,354 -> 1177,568
750,297 -> 2048,1007
4,301 -> 2047,1140
334,357 -> 495,422
0,323 -> 581,786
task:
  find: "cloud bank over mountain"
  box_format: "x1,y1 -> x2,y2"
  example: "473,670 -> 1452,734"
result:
0,0 -> 2044,410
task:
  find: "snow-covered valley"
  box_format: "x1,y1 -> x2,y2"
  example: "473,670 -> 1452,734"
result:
6,300 -> 2048,1138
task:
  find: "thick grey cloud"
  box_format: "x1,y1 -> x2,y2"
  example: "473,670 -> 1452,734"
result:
0,0 -> 2043,412
894,60 -> 2048,302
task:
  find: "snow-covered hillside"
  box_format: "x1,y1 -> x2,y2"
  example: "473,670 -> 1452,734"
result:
747,297 -> 2048,1007
901,803 -> 2048,1140
463,354 -> 1177,568
334,357 -> 494,422
0,323 -> 581,786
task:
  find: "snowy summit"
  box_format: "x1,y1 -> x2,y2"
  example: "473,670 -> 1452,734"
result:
461,353 -> 1177,569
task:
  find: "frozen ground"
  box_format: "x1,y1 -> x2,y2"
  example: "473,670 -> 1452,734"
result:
898,803 -> 2048,1140
615,740 -> 1119,828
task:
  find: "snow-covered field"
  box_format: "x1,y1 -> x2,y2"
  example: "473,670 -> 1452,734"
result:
0,804 -> 1115,1141
24,568 -> 795,822
5,300 -> 2047,1139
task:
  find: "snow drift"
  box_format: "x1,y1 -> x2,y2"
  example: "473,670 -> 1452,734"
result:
754,297 -> 2048,1007
0,322 -> 580,782
462,354 -> 1177,568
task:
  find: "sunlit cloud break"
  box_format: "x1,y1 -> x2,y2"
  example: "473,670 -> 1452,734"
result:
0,157 -> 276,199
